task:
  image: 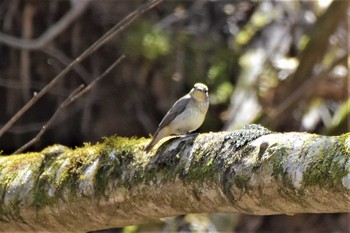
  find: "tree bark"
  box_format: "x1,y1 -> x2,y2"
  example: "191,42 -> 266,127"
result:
0,125 -> 349,232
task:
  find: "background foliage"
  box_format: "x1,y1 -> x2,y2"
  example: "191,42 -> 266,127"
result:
0,0 -> 348,232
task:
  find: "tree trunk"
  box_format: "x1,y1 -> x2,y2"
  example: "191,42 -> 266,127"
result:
0,125 -> 349,232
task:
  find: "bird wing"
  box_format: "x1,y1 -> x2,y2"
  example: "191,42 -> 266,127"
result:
158,94 -> 191,130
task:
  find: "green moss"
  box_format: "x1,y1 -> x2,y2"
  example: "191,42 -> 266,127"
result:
30,150 -> 77,209
303,138 -> 349,189
91,136 -> 148,193
4,199 -> 25,223
336,133 -> 350,154
176,145 -> 218,183
32,176 -> 55,209
264,141 -> 309,205
94,151 -> 122,196
102,135 -> 145,153
270,145 -> 288,178
234,174 -> 250,190
30,143 -> 103,207
0,153 -> 48,212
0,136 -> 149,219
184,163 -> 217,182
41,144 -> 68,156
268,144 -> 301,193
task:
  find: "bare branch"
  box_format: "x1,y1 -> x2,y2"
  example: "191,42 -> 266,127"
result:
43,46 -> 92,84
20,3 -> 35,101
13,85 -> 85,154
70,55 -> 125,102
0,127 -> 349,231
13,54 -> 125,154
0,77 -> 70,96
0,0 -> 91,50
0,0 -> 164,138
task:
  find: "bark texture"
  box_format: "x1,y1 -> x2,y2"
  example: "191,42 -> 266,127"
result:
0,125 -> 349,232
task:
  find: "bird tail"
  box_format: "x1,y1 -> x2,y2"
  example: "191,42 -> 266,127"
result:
144,128 -> 166,152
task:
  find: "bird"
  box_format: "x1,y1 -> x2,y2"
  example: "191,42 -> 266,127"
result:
145,83 -> 209,152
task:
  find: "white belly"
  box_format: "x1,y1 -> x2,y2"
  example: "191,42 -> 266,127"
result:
169,106 -> 206,134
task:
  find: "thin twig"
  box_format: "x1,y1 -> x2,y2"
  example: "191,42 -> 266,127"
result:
0,0 -> 164,138
13,55 -> 125,154
0,77 -> 70,96
6,123 -> 43,134
70,55 -> 125,102
43,45 -> 92,84
13,85 -> 85,154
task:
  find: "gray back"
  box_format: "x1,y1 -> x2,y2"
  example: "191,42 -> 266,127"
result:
158,94 -> 191,130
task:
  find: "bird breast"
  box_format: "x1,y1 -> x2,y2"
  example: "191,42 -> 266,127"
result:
169,99 -> 209,134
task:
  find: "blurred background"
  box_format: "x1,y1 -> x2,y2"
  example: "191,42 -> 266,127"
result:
0,0 -> 349,232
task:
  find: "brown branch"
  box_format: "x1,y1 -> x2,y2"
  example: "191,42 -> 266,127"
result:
70,55 -> 126,102
13,55 -> 125,154
43,46 -> 92,84
0,0 -> 91,50
0,77 -> 70,96
20,3 -> 35,101
0,0 -> 164,139
5,123 -> 43,134
13,85 -> 85,154
0,129 -> 349,231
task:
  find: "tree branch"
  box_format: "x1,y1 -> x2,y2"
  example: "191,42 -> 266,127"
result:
0,125 -> 349,231
0,0 -> 91,50
13,85 -> 85,154
13,55 -> 125,154
0,0 -> 164,139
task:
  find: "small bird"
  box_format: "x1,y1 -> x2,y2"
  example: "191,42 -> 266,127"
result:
145,83 -> 209,152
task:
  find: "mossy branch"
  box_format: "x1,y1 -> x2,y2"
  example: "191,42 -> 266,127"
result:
0,125 -> 349,232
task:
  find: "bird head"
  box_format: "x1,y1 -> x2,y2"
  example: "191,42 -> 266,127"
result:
190,83 -> 209,101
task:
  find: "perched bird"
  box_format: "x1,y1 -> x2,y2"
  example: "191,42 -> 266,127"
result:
145,83 -> 209,152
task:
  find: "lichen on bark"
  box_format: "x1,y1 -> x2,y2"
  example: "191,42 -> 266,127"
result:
0,126 -> 349,231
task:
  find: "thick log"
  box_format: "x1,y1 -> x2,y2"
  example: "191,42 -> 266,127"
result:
0,125 -> 349,232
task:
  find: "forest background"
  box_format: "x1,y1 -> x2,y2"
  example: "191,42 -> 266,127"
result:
0,0 -> 348,232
